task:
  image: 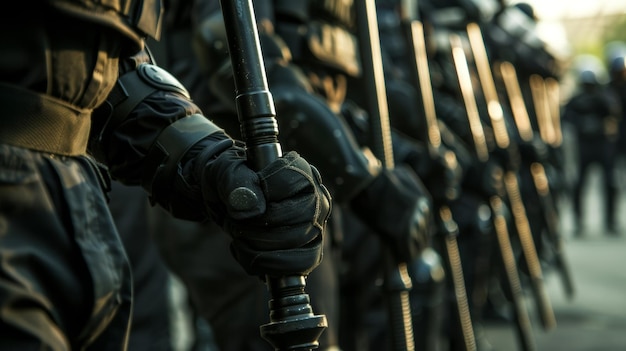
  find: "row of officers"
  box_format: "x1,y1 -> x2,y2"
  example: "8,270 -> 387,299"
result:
1,0 -> 623,351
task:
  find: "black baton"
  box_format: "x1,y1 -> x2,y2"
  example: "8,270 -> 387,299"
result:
218,1 -> 327,349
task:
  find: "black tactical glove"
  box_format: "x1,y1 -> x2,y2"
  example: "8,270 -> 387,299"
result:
200,147 -> 332,278
464,159 -> 505,198
392,133 -> 463,203
350,165 -> 433,263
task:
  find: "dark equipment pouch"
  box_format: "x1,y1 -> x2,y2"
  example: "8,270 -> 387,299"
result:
277,21 -> 361,78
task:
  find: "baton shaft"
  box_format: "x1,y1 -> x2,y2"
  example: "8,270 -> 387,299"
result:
219,1 -> 327,349
356,1 -> 414,350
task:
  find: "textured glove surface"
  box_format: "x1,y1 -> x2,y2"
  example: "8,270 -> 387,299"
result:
201,149 -> 332,277
350,166 -> 432,263
392,134 -> 462,203
409,148 -> 462,204
464,159 -> 505,198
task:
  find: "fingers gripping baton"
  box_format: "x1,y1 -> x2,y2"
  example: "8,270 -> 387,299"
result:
219,1 -> 327,349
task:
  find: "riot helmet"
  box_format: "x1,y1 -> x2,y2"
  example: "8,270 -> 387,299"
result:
513,2 -> 537,21
419,0 -> 501,29
572,54 -> 607,87
579,70 -> 599,86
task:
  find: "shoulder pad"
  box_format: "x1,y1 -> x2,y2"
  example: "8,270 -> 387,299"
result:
138,64 -> 190,99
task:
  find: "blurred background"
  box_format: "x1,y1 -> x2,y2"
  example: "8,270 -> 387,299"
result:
485,2 -> 626,350
516,0 -> 626,95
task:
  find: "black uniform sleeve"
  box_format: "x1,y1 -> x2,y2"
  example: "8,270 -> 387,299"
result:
90,47 -> 233,220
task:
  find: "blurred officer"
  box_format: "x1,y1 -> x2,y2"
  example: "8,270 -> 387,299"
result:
562,60 -> 621,235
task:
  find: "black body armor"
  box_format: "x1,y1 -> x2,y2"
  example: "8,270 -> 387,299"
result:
268,0 -> 361,77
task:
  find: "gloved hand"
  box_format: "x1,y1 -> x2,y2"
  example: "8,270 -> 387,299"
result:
464,159 -> 505,198
200,148 -> 332,278
393,135 -> 463,203
350,165 -> 433,263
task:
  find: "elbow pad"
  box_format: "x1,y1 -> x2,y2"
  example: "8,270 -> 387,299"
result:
90,62 -> 192,162
91,60 -> 227,218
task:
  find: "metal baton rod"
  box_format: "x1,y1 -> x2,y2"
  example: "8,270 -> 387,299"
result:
498,61 -> 575,300
450,33 -> 537,351
219,1 -> 327,349
399,2 -> 476,349
466,22 -> 556,332
355,1 -> 415,350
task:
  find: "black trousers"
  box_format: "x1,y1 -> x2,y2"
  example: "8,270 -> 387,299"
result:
0,144 -> 132,350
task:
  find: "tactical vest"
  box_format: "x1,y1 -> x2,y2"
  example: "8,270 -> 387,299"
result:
0,0 -> 163,156
48,0 -> 163,48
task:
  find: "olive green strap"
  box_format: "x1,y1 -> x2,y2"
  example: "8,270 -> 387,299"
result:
0,83 -> 91,155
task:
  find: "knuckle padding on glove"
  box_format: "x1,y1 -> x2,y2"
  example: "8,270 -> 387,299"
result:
201,146 -> 266,223
229,235 -> 324,277
206,150 -> 330,277
258,152 -> 316,203
225,152 -> 322,244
